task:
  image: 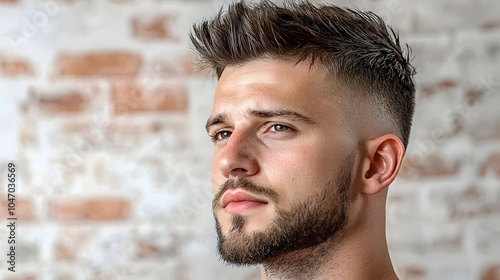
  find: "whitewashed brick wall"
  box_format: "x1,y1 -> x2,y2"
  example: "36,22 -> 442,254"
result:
0,0 -> 499,279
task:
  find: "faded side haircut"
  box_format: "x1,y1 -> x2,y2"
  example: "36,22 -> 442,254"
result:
190,0 -> 416,148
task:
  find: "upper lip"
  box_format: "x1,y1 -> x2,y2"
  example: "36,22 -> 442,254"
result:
221,191 -> 268,208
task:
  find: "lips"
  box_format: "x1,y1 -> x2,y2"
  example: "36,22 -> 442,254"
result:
221,191 -> 268,209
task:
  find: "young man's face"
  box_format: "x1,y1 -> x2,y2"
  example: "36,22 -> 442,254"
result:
207,59 -> 358,264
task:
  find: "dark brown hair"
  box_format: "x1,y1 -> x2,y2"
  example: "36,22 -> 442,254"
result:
190,0 -> 416,147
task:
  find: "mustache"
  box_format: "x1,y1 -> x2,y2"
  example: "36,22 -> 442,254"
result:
212,178 -> 279,209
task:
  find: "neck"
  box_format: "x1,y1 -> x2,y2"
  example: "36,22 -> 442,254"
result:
259,221 -> 398,280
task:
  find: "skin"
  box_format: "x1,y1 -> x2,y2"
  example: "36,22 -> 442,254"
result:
206,58 -> 405,280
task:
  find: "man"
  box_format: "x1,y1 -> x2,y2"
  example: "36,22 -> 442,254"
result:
190,1 -> 416,279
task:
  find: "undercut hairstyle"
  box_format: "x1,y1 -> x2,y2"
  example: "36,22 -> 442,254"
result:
190,0 -> 416,147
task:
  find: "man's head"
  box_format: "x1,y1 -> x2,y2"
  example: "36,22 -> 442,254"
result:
191,0 -> 416,268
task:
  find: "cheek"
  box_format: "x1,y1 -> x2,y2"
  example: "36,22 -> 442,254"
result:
264,146 -> 336,199
271,136 -> 352,189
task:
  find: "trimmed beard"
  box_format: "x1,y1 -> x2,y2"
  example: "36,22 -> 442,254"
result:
212,153 -> 354,265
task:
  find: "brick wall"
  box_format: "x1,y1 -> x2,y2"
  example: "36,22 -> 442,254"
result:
0,0 -> 498,279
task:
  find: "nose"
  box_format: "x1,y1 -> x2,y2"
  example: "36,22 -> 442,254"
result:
216,130 -> 259,179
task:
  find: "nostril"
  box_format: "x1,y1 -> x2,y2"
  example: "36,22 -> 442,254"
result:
230,167 -> 249,176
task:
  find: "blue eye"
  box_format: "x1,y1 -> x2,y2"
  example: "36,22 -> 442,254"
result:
210,130 -> 232,142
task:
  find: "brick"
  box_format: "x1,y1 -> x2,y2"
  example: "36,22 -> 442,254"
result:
45,274 -> 72,280
480,152 -> 500,178
467,117 -> 500,142
482,265 -> 500,280
133,229 -> 179,259
423,185 -> 499,223
450,186 -> 497,219
386,192 -> 419,223
55,241 -> 76,261
136,241 -> 160,258
60,120 -> 91,134
132,15 -> 174,40
104,120 -> 153,148
399,154 -> 459,179
465,92 -> 500,142
38,93 -> 86,114
413,1 -> 500,33
409,36 -> 462,95
397,267 -> 426,280
481,21 -> 500,31
6,276 -> 36,280
58,52 -> 141,77
49,198 -> 130,221
148,55 -> 204,77
466,88 -> 488,107
419,79 -> 458,99
102,118 -> 188,149
112,81 -> 188,113
0,0 -> 17,4
0,58 -> 32,77
54,227 -> 93,261
0,198 -> 34,220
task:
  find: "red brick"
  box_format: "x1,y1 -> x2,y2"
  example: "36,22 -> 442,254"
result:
419,79 -> 458,99
0,198 -> 34,220
1,58 -> 32,77
38,93 -> 86,114
0,0 -> 17,4
399,154 -> 459,179
55,242 -> 76,261
132,15 -> 174,40
112,81 -> 187,113
482,265 -> 500,280
60,120 -> 91,134
466,88 -> 487,106
49,198 -> 130,221
481,20 -> 500,31
58,52 -> 141,77
136,241 -> 160,258
480,153 -> 500,178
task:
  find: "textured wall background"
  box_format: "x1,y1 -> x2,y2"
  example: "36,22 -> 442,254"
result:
0,0 -> 499,279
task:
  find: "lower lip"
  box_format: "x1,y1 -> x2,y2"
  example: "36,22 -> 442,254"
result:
224,201 -> 267,214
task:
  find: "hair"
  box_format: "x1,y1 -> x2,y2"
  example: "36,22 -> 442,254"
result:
190,0 -> 416,148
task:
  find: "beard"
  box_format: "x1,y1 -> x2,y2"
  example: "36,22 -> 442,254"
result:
212,153 -> 354,266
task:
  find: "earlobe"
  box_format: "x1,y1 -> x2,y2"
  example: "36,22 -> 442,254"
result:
361,135 -> 405,195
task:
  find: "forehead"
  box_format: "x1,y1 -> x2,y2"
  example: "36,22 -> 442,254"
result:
212,59 -> 337,115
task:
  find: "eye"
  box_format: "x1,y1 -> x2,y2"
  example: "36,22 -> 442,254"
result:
269,124 -> 291,132
210,130 -> 232,142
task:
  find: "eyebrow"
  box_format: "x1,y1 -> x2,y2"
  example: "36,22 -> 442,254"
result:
205,109 -> 315,133
205,113 -> 228,133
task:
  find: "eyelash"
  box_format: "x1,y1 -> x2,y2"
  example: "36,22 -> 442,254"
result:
209,130 -> 231,142
209,124 -> 294,143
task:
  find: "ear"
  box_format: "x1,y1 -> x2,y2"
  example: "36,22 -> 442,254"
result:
360,134 -> 405,195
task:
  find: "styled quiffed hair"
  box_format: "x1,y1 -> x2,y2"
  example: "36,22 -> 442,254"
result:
190,0 -> 416,148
